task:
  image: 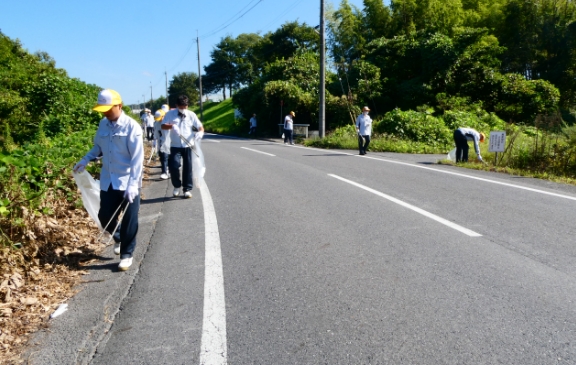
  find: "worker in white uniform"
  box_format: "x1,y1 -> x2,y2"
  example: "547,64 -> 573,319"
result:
356,106 -> 372,155
161,95 -> 204,198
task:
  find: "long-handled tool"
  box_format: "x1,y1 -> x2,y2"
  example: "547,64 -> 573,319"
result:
337,70 -> 365,144
147,144 -> 157,164
105,203 -> 128,246
96,198 -> 128,243
178,133 -> 200,157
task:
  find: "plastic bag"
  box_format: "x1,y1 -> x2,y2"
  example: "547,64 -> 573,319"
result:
282,133 -> 285,139
193,140 -> 206,189
447,148 -> 456,162
72,171 -> 102,229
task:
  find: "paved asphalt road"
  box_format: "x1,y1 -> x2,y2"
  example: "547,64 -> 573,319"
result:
26,135 -> 576,364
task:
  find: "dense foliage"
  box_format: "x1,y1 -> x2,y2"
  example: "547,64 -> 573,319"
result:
194,0 -> 576,136
0,32 -> 101,149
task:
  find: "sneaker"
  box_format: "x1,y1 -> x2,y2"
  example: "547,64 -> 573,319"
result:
290,143 -> 295,145
184,191 -> 192,199
114,243 -> 120,255
173,188 -> 180,197
160,173 -> 169,180
118,257 -> 133,271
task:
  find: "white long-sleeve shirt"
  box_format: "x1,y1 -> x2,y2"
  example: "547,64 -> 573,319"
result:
162,109 -> 203,148
82,112 -> 144,190
458,127 -> 483,161
356,113 -> 372,136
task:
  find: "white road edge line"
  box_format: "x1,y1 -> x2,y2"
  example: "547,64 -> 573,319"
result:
199,183 -> 227,365
358,155 -> 576,202
329,174 -> 482,237
288,144 -> 576,202
241,147 -> 276,157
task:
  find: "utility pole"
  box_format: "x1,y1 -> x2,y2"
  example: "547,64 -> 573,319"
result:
319,0 -> 326,138
197,31 -> 204,121
150,82 -> 153,110
165,69 -> 169,107
143,94 -> 146,109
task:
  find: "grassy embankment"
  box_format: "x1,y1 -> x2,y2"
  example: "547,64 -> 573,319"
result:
190,99 -> 238,135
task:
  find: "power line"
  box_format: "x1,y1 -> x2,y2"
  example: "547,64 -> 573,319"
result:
161,0 -> 264,82
200,0 -> 264,39
259,0 -> 307,33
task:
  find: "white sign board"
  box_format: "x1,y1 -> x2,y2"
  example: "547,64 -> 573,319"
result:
489,131 -> 506,152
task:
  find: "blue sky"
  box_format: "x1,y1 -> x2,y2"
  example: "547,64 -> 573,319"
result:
1,0 -> 367,105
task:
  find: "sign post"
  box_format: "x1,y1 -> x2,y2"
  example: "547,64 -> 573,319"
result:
488,131 -> 506,165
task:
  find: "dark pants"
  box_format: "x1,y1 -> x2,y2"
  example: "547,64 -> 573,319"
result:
249,126 -> 256,135
158,151 -> 169,174
358,135 -> 371,154
284,129 -> 293,144
169,147 -> 193,192
99,184 -> 140,259
146,127 -> 154,141
453,129 -> 469,162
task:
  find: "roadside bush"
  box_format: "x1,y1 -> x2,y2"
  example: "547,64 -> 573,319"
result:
0,129 -> 95,246
374,108 -> 452,148
442,110 -> 506,131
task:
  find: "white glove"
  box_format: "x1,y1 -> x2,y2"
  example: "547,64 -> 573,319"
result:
171,123 -> 180,135
73,159 -> 86,173
123,185 -> 139,203
194,131 -> 204,141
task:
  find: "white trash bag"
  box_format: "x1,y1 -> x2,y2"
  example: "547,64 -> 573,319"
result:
72,171 -> 102,229
447,148 -> 456,162
193,140 -> 206,189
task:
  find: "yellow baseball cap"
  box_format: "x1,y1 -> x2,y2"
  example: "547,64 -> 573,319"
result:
154,110 -> 165,121
93,89 -> 122,112
290,111 -> 295,117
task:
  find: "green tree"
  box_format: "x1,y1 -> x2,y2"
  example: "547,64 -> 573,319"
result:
328,0 -> 365,65
256,21 -> 319,63
361,0 -> 393,41
168,72 -> 199,107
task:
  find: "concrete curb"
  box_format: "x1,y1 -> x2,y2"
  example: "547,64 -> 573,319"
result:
24,170 -> 169,365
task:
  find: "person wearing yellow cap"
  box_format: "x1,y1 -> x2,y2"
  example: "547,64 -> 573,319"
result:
356,106 -> 373,155
73,89 -> 144,271
284,111 -> 295,145
453,127 -> 485,163
153,109 -> 170,179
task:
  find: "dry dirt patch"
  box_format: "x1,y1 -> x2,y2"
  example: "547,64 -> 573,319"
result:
0,143 -> 155,364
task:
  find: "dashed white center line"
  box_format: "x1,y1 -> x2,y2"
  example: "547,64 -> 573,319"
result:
329,174 -> 482,237
241,147 -> 275,156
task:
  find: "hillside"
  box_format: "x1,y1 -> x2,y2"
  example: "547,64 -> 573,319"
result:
191,99 -> 237,135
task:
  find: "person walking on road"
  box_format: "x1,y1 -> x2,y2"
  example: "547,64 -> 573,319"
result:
154,110 -> 170,179
73,89 -> 143,271
356,106 -> 372,155
143,109 -> 155,141
249,113 -> 257,135
453,127 -> 485,163
161,95 -> 204,199
284,111 -> 295,145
